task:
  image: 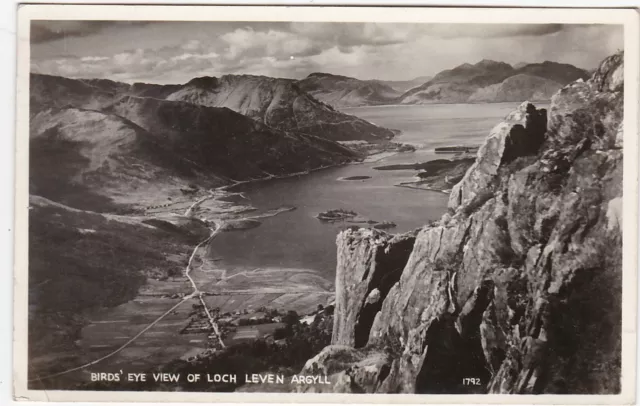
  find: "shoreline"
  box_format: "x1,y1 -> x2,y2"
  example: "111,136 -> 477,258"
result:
394,182 -> 450,194
37,139 -> 439,386
221,161 -> 351,192
339,99 -> 551,111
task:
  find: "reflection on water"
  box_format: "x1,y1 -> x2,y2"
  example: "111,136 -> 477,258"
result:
209,102 -> 526,280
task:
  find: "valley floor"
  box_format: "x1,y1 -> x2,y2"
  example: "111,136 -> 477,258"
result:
28,173 -> 338,389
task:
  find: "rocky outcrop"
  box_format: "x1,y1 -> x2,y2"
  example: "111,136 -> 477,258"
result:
296,345 -> 395,393
448,101 -> 547,211
305,52 -> 624,395
333,229 -> 416,348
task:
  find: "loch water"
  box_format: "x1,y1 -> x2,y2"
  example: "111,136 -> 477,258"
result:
208,102 -> 524,280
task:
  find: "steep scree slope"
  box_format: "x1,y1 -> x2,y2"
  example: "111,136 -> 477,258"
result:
299,52 -> 624,395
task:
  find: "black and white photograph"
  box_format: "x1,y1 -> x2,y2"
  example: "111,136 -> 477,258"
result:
13,5 -> 639,403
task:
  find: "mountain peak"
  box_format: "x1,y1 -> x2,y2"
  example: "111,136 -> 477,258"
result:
513,62 -> 530,69
185,76 -> 218,88
475,59 -> 513,69
306,72 -> 356,81
476,58 -> 499,65
307,72 -> 333,78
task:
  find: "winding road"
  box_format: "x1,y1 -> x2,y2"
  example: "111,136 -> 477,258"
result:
29,192 -> 225,382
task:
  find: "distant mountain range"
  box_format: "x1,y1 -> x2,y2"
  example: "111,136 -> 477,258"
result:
377,76 -> 433,93
296,73 -> 433,107
398,60 -> 589,104
293,60 -> 589,108
297,72 -> 401,108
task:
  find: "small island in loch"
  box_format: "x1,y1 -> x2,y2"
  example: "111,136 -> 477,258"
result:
337,175 -> 372,181
315,209 -> 358,222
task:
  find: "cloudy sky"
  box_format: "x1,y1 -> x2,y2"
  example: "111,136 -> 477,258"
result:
30,21 -> 623,84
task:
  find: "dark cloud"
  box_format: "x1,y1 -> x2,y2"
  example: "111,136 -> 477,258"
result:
31,21 -> 148,44
287,22 -> 565,47
421,23 -> 565,39
499,24 -> 565,37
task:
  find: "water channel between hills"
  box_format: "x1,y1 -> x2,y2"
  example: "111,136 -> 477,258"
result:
208,102 -> 526,281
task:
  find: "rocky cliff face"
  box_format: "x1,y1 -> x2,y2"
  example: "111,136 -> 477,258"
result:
300,52 -> 624,395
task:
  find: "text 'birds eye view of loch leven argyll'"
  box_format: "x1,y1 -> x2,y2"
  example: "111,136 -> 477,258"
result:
26,19 -> 625,395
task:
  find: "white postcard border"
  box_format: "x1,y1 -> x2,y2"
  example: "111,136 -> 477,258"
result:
13,5 -> 640,404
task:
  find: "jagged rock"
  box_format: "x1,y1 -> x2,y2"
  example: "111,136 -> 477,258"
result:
614,124 -> 623,149
333,229 -> 416,348
365,288 -> 381,305
448,101 -> 547,212
590,52 -> 624,92
547,52 -> 623,152
296,345 -> 393,393
301,52 -> 624,395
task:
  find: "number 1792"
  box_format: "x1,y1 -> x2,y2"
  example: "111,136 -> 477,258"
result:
462,377 -> 481,385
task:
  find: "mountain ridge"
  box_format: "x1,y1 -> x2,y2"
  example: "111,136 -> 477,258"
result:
296,72 -> 401,108
397,60 -> 589,105
29,73 -> 367,213
31,72 -> 395,143
283,60 -> 589,108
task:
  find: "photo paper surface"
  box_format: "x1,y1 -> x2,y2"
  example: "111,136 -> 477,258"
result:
13,5 -> 639,403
